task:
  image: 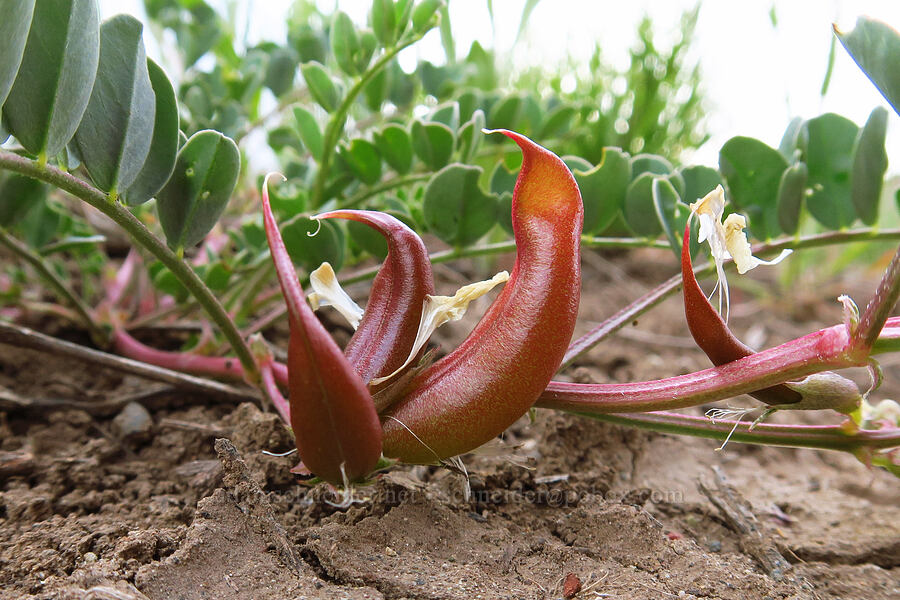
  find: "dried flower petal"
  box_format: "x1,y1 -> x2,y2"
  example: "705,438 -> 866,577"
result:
690,185 -> 791,319
308,262 -> 364,329
370,271 -> 509,385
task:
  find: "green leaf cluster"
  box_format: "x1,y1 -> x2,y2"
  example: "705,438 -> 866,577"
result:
0,2 -> 897,341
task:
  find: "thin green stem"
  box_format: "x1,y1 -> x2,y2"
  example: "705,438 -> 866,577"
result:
310,33 -> 426,209
340,172 -> 432,208
574,410 -> 900,453
0,226 -> 107,346
234,88 -> 309,144
0,150 -> 260,383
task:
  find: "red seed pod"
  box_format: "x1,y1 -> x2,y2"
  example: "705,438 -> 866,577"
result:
381,130 -> 583,463
315,209 -> 434,384
261,176 -> 382,484
681,222 -> 800,406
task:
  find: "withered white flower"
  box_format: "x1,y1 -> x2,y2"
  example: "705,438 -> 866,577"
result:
371,271 -> 509,384
308,262 -> 364,329
690,185 -> 792,320
306,261 -> 509,384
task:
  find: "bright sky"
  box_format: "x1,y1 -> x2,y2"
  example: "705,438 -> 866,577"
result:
101,0 -> 900,171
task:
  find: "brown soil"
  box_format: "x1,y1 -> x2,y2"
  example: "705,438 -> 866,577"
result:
1,248 -> 898,600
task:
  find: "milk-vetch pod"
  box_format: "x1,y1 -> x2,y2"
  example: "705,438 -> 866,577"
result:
681,222 -> 802,406
315,209 -> 434,385
381,130 -> 583,463
261,175 -> 382,484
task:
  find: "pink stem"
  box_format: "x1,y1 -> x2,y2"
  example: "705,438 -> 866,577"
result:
259,361 -> 291,423
539,323 -> 858,413
112,328 -> 246,381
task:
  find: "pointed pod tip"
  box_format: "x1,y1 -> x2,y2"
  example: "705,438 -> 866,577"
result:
482,129 -> 548,162
262,173 -> 287,209
263,172 -> 287,190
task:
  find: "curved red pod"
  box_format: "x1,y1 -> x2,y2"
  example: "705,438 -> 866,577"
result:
315,209 -> 435,385
261,176 -> 382,485
380,130 -> 584,463
681,222 -> 800,406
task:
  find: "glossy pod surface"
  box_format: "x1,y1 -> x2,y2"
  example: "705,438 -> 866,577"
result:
681,223 -> 800,406
262,178 -> 383,484
317,209 -> 434,384
381,130 -> 583,463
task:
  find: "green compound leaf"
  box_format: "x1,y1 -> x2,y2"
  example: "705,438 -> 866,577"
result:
423,163 -> 497,246
539,104 -> 576,139
339,138 -> 382,185
331,11 -> 361,76
489,160 -> 517,235
347,217 -> 387,259
456,109 -> 485,164
411,119 -> 454,170
651,176 -> 682,256
563,156 -> 592,173
0,171 -> 45,227
74,15 -> 155,194
801,113 -> 859,230
678,165 -> 722,205
156,130 -> 240,251
776,162 -> 808,235
489,159 -> 518,196
282,217 -> 345,272
412,0 -> 443,34
265,46 -> 299,97
363,62 -> 389,111
630,153 -> 673,178
778,116 -> 805,160
374,124 -> 413,174
301,62 -> 339,112
577,147 -> 631,235
293,106 -> 324,161
623,172 -> 662,237
0,0 -> 35,109
394,0 -> 414,38
429,101 -> 460,130
719,136 -> 788,240
355,30 -> 377,74
836,17 -> 900,116
371,0 -> 397,45
121,59 -> 179,206
851,106 -> 889,225
486,94 -> 522,133
4,0 -> 99,158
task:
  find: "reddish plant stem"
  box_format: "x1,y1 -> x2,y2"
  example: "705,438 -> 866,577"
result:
539,323 -> 858,413
259,361 -> 290,423
855,244 -> 900,352
114,314 -> 900,423
112,328 -> 246,381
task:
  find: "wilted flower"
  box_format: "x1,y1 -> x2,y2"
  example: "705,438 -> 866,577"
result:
690,185 -> 792,319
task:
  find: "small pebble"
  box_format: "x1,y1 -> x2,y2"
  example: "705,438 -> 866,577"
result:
112,402 -> 153,440
708,540 -> 722,552
563,572 -> 582,599
385,546 -> 398,557
83,552 -> 97,563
